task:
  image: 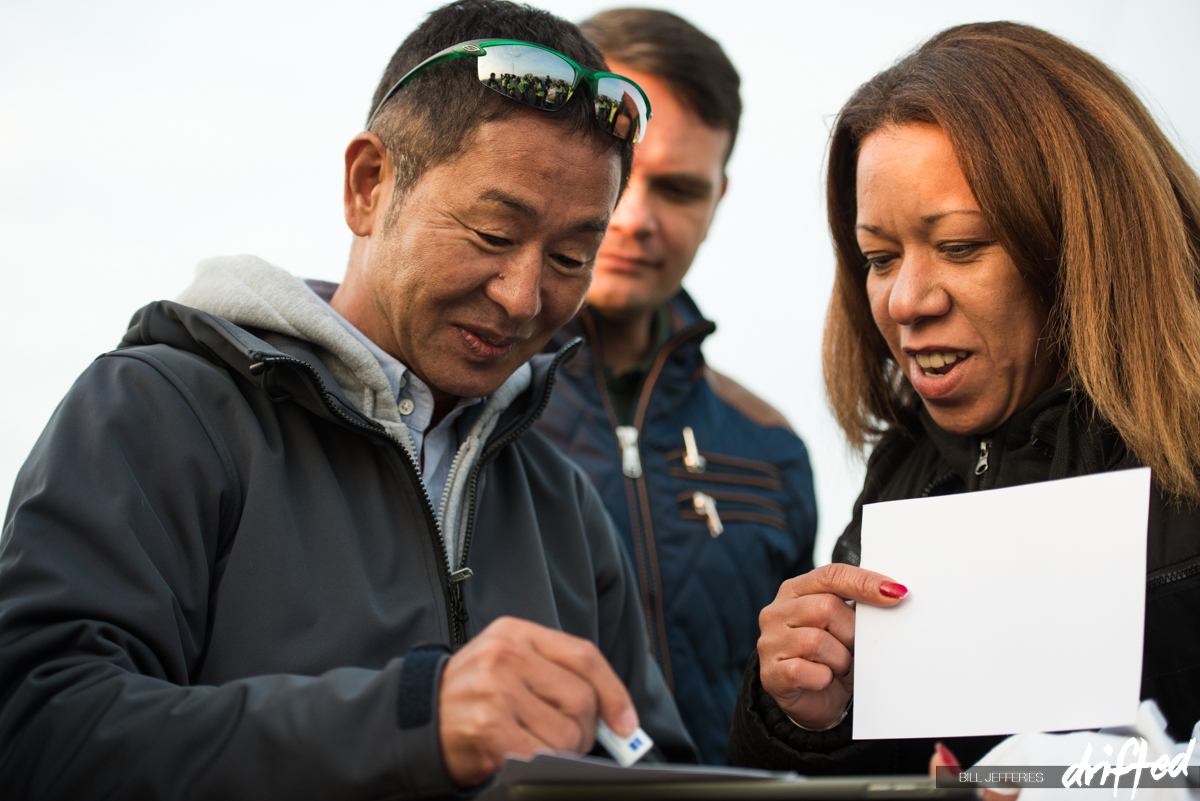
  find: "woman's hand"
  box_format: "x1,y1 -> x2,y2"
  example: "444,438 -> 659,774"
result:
758,563 -> 908,729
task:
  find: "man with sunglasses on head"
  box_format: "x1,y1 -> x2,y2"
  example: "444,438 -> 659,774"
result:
0,2 -> 696,798
534,9 -> 818,764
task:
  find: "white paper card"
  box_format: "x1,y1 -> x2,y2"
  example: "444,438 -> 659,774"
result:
853,467 -> 1150,740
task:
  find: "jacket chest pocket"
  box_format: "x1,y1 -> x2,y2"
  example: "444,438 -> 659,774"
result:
665,430 -> 787,537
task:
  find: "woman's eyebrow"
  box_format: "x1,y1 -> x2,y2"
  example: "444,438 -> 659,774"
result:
921,209 -> 984,224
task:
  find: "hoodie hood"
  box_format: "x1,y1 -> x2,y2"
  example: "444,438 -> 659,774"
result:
174,255 -> 533,468
177,255 -> 401,428
170,254 -> 553,568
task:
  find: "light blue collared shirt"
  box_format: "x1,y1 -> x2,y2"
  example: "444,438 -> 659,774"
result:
308,283 -> 484,515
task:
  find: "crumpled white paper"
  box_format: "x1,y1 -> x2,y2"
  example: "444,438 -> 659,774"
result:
973,701 -> 1199,799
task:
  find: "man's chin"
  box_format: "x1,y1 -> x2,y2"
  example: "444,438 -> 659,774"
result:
587,277 -> 657,310
423,357 -> 527,401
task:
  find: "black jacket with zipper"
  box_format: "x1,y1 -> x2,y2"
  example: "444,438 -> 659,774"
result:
727,381 -> 1200,773
0,300 -> 694,800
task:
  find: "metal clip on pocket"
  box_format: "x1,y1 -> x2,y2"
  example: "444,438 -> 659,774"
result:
682,427 -> 706,473
692,491 -> 724,537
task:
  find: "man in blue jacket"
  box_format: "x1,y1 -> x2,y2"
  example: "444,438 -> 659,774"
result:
536,9 -> 818,764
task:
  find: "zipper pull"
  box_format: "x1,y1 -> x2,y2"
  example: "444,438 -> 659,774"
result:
616,425 -> 642,478
692,491 -> 724,537
682,426 -> 707,473
974,438 -> 992,476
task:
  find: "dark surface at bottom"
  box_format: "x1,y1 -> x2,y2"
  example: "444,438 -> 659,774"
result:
507,777 -> 978,800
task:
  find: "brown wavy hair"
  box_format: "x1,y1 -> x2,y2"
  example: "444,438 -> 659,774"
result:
823,21 -> 1200,499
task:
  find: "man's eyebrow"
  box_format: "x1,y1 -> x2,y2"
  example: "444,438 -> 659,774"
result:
650,173 -> 713,194
567,216 -> 611,236
478,189 -> 540,219
478,189 -> 608,236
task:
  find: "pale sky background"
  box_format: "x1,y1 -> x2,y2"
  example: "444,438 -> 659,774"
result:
2,0 -> 1197,563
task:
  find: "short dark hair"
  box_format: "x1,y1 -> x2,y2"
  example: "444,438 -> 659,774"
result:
580,8 -> 741,164
367,0 -> 632,202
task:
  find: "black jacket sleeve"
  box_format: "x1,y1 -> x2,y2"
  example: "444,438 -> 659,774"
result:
0,353 -> 455,800
726,651 -> 887,774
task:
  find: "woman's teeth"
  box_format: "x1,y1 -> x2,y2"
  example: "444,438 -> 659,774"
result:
915,351 -> 968,377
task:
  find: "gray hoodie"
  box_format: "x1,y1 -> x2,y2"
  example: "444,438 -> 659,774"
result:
0,256 -> 694,800
176,255 -> 532,573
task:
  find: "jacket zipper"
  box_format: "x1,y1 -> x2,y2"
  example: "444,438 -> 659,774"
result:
616,426 -> 642,477
452,342 -> 582,618
974,438 -> 992,477
1147,560 -> 1200,590
248,354 -> 463,647
579,308 -> 714,689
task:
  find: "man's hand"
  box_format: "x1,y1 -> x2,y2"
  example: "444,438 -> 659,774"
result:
437,616 -> 639,788
758,564 -> 908,729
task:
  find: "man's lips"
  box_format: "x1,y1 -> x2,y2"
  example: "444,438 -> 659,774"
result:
596,253 -> 661,273
456,325 -> 518,359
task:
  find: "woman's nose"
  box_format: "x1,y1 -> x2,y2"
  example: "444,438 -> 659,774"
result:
887,254 -> 951,326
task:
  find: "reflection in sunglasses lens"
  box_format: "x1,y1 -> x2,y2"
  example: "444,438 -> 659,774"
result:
595,77 -> 647,142
476,44 -> 576,111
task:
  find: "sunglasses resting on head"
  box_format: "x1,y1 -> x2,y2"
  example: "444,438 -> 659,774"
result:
366,39 -> 652,143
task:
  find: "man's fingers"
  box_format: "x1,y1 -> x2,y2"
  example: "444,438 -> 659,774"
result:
514,684 -> 594,754
522,657 -> 599,744
782,563 -> 908,607
516,619 -> 638,736
440,618 -> 638,787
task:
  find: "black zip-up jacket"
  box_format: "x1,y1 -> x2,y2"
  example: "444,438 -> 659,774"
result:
727,381 -> 1200,773
0,300 -> 693,800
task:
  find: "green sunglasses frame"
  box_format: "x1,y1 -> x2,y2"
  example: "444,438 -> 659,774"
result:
365,38 -> 653,141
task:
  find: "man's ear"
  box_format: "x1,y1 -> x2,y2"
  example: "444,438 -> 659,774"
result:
717,173 -> 729,203
344,132 -> 392,237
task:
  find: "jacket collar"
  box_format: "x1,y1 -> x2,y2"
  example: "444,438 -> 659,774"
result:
553,288 -> 717,392
918,379 -> 1076,484
553,288 -> 716,353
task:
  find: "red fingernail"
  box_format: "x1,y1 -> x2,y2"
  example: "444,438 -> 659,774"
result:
880,581 -> 908,599
936,742 -> 961,771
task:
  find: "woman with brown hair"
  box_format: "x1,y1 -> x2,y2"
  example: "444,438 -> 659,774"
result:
727,21 -> 1200,773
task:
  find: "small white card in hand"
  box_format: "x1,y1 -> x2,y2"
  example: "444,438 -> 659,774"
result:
854,468 -> 1151,740
596,720 -> 654,766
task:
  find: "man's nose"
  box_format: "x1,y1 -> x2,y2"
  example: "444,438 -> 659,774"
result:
607,181 -> 657,240
486,250 -> 542,324
886,254 -> 951,326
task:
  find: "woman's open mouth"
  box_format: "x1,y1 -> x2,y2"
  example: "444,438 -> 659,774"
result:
912,350 -> 969,378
